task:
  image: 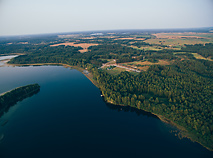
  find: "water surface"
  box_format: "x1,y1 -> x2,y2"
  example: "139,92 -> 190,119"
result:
0,65 -> 212,158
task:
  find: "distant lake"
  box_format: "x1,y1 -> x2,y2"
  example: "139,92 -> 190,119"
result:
0,55 -> 18,61
0,63 -> 212,157
0,55 -> 18,66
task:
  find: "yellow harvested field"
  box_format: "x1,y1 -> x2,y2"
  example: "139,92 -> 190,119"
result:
144,38 -> 211,46
50,42 -> 98,53
153,32 -> 212,39
148,33 -> 213,46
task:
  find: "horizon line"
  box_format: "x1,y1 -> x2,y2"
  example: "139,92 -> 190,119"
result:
0,26 -> 212,38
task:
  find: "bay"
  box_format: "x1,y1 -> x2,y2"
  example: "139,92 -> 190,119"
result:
0,65 -> 212,158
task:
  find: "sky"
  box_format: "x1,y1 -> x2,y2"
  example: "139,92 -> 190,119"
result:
0,0 -> 212,36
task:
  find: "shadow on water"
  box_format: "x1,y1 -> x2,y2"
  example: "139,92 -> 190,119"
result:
0,86 -> 40,143
105,102 -> 159,119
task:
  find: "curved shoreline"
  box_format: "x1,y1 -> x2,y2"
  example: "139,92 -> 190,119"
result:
6,62 -> 99,88
0,84 -> 40,118
6,62 -> 212,151
105,100 -> 213,152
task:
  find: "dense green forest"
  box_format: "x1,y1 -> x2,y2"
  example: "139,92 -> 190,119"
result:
9,44 -> 144,67
5,36 -> 213,150
182,43 -> 213,59
0,84 -> 40,118
90,63 -> 213,150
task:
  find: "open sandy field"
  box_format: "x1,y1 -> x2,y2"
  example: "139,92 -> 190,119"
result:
50,42 -> 98,53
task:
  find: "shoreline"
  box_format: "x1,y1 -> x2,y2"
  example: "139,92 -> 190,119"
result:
6,62 -> 212,151
104,100 -> 213,152
6,62 -> 99,88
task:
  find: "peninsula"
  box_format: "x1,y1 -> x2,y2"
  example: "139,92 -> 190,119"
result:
0,84 -> 40,117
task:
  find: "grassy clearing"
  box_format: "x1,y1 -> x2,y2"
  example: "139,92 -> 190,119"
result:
130,46 -> 162,51
125,60 -> 170,66
173,52 -> 187,55
173,52 -> 189,60
105,67 -> 126,75
173,52 -> 213,61
99,59 -> 115,62
120,60 -> 171,71
137,66 -> 150,71
192,53 -> 213,61
130,45 -> 181,51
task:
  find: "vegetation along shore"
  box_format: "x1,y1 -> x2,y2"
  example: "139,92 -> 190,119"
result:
0,84 -> 40,118
3,31 -> 213,151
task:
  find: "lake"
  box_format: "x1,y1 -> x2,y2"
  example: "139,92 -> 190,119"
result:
0,55 -> 18,66
0,63 -> 212,157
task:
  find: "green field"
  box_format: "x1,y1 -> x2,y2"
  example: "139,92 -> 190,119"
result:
192,53 -> 213,61
104,67 -> 126,75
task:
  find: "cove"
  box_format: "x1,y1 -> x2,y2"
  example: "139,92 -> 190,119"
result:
0,65 -> 212,158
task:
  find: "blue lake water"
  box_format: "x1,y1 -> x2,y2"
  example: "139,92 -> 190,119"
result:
0,65 -> 212,158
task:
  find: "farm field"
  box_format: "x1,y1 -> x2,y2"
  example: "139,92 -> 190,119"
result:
153,32 -> 213,39
143,33 -> 213,47
50,42 -> 98,53
3,28 -> 213,152
144,38 -> 212,47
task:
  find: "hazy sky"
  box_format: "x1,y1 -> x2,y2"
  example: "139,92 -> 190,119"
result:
0,0 -> 212,36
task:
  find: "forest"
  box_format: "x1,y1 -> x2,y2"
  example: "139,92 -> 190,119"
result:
182,43 -> 213,59
0,84 -> 40,118
4,33 -> 213,150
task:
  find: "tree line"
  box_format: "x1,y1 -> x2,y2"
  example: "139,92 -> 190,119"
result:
0,84 -> 40,118
8,42 -> 213,150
